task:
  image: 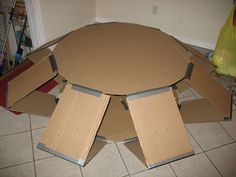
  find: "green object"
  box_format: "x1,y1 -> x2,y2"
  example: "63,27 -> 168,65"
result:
211,6 -> 236,77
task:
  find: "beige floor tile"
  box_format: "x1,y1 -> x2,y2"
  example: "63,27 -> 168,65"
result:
116,142 -> 146,174
82,143 -> 128,177
0,110 -> 30,136
35,156 -> 82,177
176,89 -> 194,98
0,162 -> 35,177
206,142 -> 236,177
32,128 -> 54,160
130,164 -> 175,177
220,111 -> 236,140
30,115 -> 49,129
186,130 -> 203,154
186,122 -> 234,151
171,153 -> 221,177
0,132 -> 33,168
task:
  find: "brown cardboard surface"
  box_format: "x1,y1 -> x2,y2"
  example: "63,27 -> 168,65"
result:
28,48 -> 52,64
180,99 -> 226,123
54,22 -> 189,95
39,84 -> 110,165
186,64 -> 231,118
11,91 -> 57,117
7,56 -> 57,107
127,87 -> 193,168
97,96 -> 137,141
125,140 -> 146,165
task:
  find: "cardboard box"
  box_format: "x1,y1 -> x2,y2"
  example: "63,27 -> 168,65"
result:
6,22 -> 232,168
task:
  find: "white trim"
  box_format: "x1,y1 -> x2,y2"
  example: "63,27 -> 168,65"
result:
173,34 -> 216,50
96,17 -> 215,50
24,0 -> 46,48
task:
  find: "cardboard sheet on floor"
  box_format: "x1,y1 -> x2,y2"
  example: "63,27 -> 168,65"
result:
97,96 -> 137,141
11,91 -> 57,117
127,87 -> 193,168
180,99 -> 226,123
38,83 -> 110,166
7,55 -> 57,108
186,64 -> 231,119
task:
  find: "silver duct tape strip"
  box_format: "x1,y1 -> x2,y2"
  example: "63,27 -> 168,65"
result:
71,84 -> 102,97
123,137 -> 139,143
49,54 -> 58,72
147,151 -> 194,169
37,143 -> 85,166
127,87 -> 170,101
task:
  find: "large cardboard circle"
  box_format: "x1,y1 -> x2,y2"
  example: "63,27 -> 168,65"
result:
54,23 -> 190,95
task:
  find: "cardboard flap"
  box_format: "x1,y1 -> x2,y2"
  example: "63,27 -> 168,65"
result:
180,99 -> 226,124
38,83 -> 110,166
127,87 -> 193,168
7,55 -> 57,107
97,96 -> 137,141
175,80 -> 190,94
186,64 -> 231,118
124,140 -> 146,165
11,91 -> 57,117
28,48 -> 52,64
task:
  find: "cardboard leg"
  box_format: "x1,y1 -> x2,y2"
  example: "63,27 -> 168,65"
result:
38,83 -> 110,166
127,87 -> 194,168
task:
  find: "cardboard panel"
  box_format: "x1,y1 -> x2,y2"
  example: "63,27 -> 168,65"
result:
125,140 -> 146,165
97,96 -> 137,141
180,99 -> 226,123
11,91 -> 57,117
39,84 -> 110,166
54,22 -> 189,95
127,87 -> 193,168
7,56 -> 57,107
186,64 -> 231,118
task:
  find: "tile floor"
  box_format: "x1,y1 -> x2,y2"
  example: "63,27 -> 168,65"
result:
0,85 -> 236,177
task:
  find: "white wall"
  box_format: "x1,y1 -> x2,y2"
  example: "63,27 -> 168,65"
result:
95,0 -> 233,49
39,0 -> 96,42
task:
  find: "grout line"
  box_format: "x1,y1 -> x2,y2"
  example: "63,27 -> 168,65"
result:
31,127 -> 47,131
204,152 -> 223,177
217,122 -> 235,141
204,141 -> 236,153
79,166 -> 85,177
0,130 -> 30,138
0,161 -> 34,170
34,156 -> 55,162
169,164 -> 178,177
29,114 -> 37,177
115,142 -> 131,176
129,169 -> 148,176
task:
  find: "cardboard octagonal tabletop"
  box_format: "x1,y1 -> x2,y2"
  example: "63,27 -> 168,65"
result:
54,22 -> 190,95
